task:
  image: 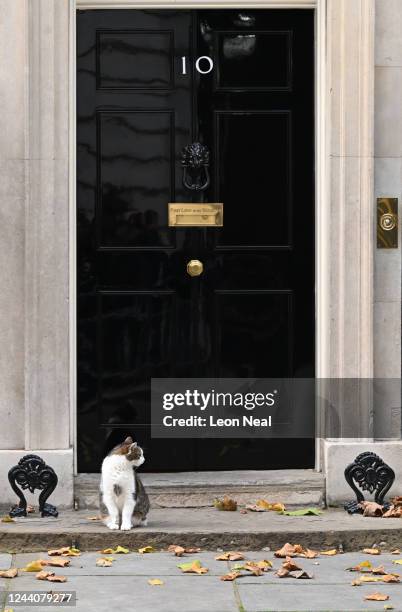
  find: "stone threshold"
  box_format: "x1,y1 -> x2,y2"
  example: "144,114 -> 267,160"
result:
74,469 -> 325,509
1,508 -> 401,553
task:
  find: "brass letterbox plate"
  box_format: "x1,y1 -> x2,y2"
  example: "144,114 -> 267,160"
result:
168,203 -> 223,227
377,197 -> 398,248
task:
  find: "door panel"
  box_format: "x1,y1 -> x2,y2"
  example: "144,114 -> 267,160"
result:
77,9 -> 314,472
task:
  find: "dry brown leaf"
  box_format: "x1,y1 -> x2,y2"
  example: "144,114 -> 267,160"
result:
300,548 -> 319,559
291,570 -> 313,579
321,549 -> 337,556
45,558 -> 70,567
185,547 -> 201,554
96,557 -> 113,567
0,568 -> 18,578
382,575 -> 400,583
360,501 -> 384,517
36,570 -> 55,580
283,557 -> 302,572
48,547 -> 80,557
383,506 -> 402,518
215,551 -> 245,561
47,575 -> 67,583
214,496 -> 237,511
168,545 -> 185,557
351,579 -> 362,586
365,593 -> 389,601
391,549 -> 401,555
391,496 -> 402,506
243,563 -> 264,576
276,567 -> 290,578
372,566 -> 387,575
148,579 -> 164,586
86,515 -> 103,521
363,548 -> 381,555
220,571 -> 242,581
275,543 -> 298,558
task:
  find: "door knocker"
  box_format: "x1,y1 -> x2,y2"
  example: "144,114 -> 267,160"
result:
181,142 -> 210,192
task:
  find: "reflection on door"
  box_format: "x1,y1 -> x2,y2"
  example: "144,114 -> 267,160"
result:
77,9 -> 315,472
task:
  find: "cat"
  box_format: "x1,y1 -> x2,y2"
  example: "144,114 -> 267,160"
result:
100,436 -> 150,530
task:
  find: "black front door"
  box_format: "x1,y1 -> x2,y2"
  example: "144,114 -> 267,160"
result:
77,9 -> 314,472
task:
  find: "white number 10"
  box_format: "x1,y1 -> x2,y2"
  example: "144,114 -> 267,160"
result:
181,56 -> 214,75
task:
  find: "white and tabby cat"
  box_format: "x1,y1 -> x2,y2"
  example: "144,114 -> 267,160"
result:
100,437 -> 150,530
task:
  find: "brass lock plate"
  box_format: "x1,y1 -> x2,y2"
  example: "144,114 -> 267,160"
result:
377,197 -> 398,248
168,203 -> 223,227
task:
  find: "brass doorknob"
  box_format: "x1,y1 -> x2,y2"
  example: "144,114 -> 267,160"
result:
187,259 -> 203,277
380,213 -> 397,231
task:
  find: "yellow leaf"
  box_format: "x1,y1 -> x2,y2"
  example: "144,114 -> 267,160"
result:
321,549 -> 337,556
392,559 -> 402,565
1,516 -> 15,523
359,575 -> 383,583
114,545 -> 130,554
48,547 -> 81,557
177,560 -> 209,574
139,546 -> 154,554
0,568 -> 18,578
384,605 -> 394,610
256,499 -> 271,510
148,579 -> 164,586
23,561 -> 46,572
100,548 -> 114,554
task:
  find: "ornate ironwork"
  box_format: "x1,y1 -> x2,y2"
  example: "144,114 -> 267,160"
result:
344,452 -> 395,514
181,142 -> 210,192
8,454 -> 58,518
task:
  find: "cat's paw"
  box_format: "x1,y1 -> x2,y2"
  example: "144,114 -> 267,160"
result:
106,520 -> 119,530
141,518 -> 148,527
120,522 -> 132,531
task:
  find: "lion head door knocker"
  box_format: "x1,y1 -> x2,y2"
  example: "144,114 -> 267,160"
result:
344,452 -> 395,514
8,454 -> 59,518
181,142 -> 210,192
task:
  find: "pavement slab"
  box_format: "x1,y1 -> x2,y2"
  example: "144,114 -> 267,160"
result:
1,508 -> 402,552
1,551 -> 402,612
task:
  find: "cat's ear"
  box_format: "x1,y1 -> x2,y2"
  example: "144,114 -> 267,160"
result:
123,436 -> 133,445
130,442 -> 137,449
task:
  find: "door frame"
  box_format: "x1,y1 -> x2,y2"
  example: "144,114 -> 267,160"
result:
70,0 -> 374,474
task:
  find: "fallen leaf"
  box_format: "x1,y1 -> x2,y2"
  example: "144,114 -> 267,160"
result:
243,563 -> 263,576
0,568 -> 18,578
291,570 -> 313,579
254,560 -> 273,571
351,579 -> 362,586
391,550 -> 400,555
36,570 -> 55,580
281,508 -> 322,516
383,506 -> 402,518
87,515 -> 103,521
372,566 -> 387,575
384,605 -> 394,610
177,560 -> 208,574
365,592 -> 389,601
363,548 -> 381,555
220,571 -> 242,581
114,546 -> 130,554
47,575 -> 67,583
347,560 -> 373,572
274,543 -> 300,558
276,567 -> 290,578
382,575 -> 400,583
168,545 -> 185,557
321,549 -> 337,556
214,496 -> 237,511
215,551 -> 244,561
148,579 -> 164,586
300,549 -> 319,559
23,560 -> 46,572
184,547 -> 201,554
359,575 -> 383,583
96,558 -> 114,567
1,516 -> 15,523
45,558 -> 70,568
360,501 -> 384,517
283,557 -> 302,572
48,547 -> 80,557
27,505 -> 35,513
392,560 -> 402,565
139,546 -> 154,554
